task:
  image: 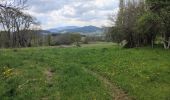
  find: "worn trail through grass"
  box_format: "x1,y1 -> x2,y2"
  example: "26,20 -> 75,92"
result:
83,67 -> 131,100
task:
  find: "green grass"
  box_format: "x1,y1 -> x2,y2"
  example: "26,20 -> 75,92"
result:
0,43 -> 170,100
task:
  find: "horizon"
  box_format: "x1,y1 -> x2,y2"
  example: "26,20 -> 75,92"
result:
47,25 -> 102,30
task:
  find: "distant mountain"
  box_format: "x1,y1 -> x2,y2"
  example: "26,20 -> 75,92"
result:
47,25 -> 103,35
48,26 -> 80,33
60,26 -> 102,33
39,30 -> 52,34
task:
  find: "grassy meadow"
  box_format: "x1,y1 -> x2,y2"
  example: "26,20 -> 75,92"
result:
0,43 -> 170,100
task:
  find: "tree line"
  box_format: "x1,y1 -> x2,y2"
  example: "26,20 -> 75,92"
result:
107,0 -> 170,49
0,0 -> 42,48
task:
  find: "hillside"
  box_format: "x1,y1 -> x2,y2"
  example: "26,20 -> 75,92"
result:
47,25 -> 103,35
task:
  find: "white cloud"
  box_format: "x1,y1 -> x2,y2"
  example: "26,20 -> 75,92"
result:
61,5 -> 76,17
25,0 -> 119,29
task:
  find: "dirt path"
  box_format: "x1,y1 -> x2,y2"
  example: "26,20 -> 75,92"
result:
44,68 -> 54,83
83,68 -> 132,100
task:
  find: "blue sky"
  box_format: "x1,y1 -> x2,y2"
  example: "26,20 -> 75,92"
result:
25,0 -> 119,29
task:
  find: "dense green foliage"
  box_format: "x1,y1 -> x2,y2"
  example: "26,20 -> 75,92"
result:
0,43 -> 170,100
108,0 -> 170,49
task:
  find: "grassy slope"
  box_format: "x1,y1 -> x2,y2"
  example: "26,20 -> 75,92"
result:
0,43 -> 170,100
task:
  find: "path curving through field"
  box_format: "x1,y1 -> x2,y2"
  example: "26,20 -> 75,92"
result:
83,67 -> 132,100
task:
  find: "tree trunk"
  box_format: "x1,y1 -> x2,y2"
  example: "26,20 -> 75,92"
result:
163,36 -> 170,49
167,37 -> 170,49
